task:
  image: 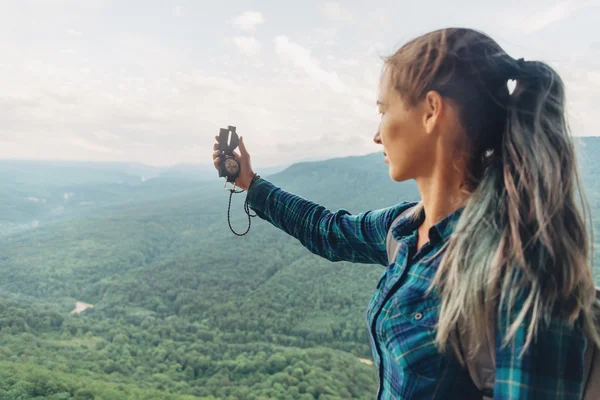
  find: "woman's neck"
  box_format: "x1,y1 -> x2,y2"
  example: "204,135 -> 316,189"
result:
415,167 -> 470,235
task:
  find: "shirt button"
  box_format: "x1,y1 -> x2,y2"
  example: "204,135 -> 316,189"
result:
414,312 -> 423,321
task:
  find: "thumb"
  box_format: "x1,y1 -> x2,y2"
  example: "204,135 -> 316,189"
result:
238,136 -> 249,157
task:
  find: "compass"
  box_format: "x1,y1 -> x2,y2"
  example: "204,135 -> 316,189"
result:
217,125 -> 240,183
215,124 -> 257,236
224,157 -> 240,176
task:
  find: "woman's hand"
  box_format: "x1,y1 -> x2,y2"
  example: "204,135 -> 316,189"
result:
212,135 -> 256,191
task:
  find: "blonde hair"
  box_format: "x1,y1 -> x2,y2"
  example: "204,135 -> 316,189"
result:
383,28 -> 599,361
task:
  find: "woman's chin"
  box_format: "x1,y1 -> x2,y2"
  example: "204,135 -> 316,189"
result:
389,166 -> 410,182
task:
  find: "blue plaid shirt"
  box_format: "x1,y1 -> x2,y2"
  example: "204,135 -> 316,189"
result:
246,177 -> 587,399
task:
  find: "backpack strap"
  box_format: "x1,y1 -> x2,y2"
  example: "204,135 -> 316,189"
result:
582,287 -> 600,400
463,286 -> 600,400
459,316 -> 496,399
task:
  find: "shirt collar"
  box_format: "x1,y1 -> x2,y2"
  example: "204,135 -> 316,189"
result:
391,202 -> 464,244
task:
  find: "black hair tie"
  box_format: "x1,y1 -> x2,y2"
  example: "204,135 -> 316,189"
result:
507,57 -> 526,80
516,58 -> 525,68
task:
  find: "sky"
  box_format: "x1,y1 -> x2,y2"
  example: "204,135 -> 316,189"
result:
0,0 -> 599,168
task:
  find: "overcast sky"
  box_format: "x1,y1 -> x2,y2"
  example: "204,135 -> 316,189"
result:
0,0 -> 598,168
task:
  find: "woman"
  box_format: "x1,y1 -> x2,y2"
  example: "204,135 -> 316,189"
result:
212,28 -> 599,399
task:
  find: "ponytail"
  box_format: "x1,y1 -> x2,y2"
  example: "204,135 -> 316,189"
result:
433,58 -> 600,358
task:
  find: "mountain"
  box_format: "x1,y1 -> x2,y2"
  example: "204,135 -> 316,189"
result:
0,137 -> 598,399
0,159 -> 290,234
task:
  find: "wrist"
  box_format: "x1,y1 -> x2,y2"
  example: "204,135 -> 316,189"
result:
247,173 -> 260,191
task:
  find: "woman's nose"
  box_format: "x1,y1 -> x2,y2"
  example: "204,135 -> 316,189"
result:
373,130 -> 382,144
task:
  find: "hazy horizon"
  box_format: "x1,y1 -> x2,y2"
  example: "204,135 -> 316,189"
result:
3,134 -> 600,170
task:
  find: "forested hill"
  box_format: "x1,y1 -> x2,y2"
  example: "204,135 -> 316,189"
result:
0,159 -> 289,230
0,137 -> 598,400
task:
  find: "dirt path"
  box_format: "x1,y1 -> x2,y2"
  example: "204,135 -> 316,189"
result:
359,358 -> 373,365
69,301 -> 94,315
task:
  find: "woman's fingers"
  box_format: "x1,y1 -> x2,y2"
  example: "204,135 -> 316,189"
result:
212,135 -> 249,171
238,136 -> 249,157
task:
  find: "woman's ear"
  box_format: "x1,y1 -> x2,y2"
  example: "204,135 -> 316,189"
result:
423,90 -> 443,135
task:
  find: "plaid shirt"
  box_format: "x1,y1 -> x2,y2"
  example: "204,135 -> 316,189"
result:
246,177 -> 587,399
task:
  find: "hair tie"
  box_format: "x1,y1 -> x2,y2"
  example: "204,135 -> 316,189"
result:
507,58 -> 526,80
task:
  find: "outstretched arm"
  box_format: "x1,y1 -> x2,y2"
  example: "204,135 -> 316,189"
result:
246,176 -> 412,266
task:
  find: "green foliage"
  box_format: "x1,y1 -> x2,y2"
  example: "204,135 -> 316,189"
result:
0,138 -> 598,398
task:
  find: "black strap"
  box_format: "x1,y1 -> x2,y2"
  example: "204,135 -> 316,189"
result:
226,188 -> 257,236
455,323 -> 492,399
584,341 -> 596,396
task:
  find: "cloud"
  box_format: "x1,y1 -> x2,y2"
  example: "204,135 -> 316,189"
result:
274,36 -> 347,93
93,130 -> 121,141
179,73 -> 241,93
276,133 -> 366,156
588,70 -> 600,86
66,29 -> 82,37
232,11 -> 264,32
173,5 -> 184,17
72,137 -> 124,155
231,36 -> 261,56
320,2 -> 354,22
523,0 -> 586,33
499,0 -> 598,35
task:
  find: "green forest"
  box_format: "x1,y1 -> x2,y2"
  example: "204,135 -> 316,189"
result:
0,138 -> 599,399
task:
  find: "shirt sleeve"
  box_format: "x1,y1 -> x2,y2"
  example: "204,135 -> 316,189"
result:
493,307 -> 587,399
245,176 -> 413,266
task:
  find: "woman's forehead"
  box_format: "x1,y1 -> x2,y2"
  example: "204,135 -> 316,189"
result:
378,69 -> 394,99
